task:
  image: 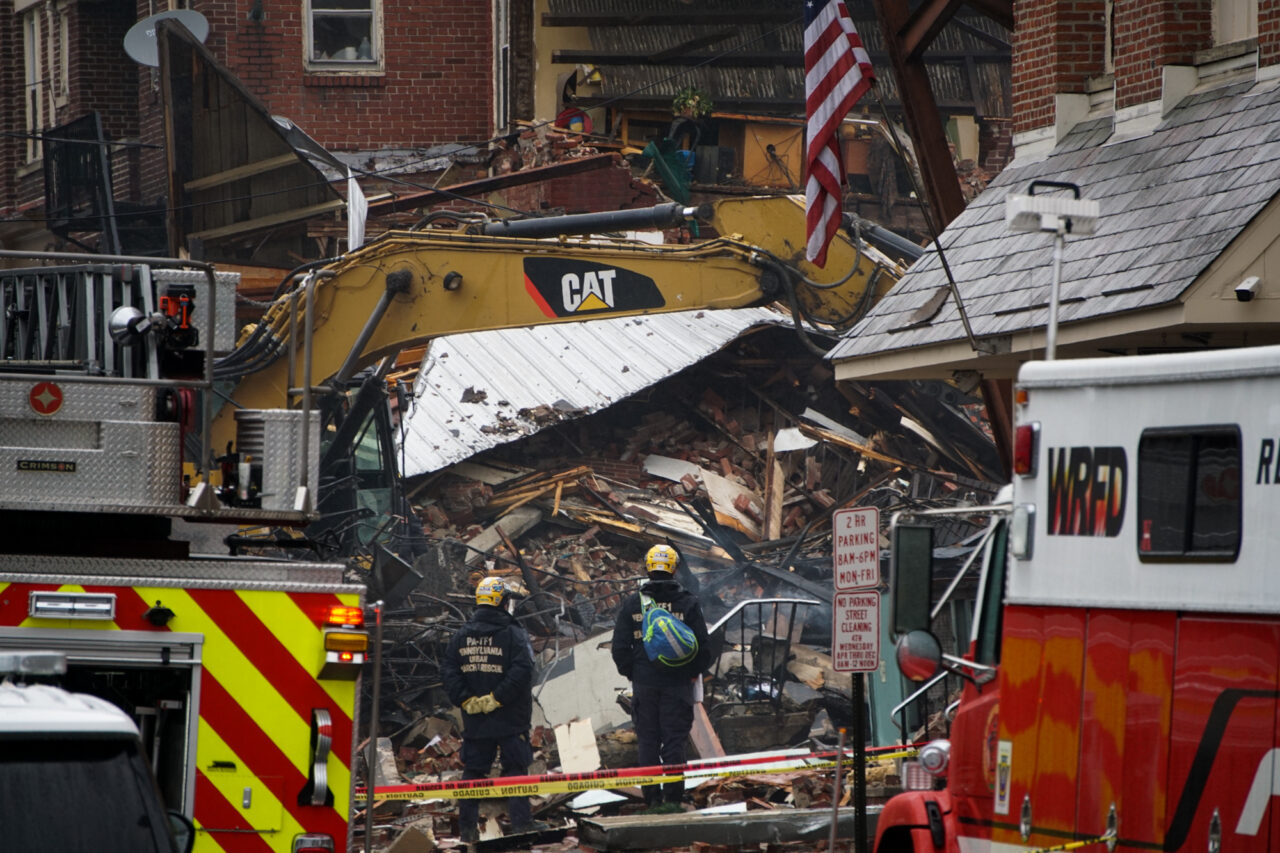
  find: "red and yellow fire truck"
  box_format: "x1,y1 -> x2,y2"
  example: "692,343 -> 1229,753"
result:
0,198 -> 901,852
877,344 -> 1280,853
0,260 -> 367,853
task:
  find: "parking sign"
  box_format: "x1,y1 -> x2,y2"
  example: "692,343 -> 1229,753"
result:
833,591 -> 880,672
833,506 -> 879,590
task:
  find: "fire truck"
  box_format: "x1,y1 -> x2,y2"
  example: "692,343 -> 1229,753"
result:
0,197 -> 903,852
875,344 -> 1280,852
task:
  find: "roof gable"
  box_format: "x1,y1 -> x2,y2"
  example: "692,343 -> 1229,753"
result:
829,78 -> 1280,376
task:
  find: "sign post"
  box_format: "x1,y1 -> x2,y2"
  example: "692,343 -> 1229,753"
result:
832,506 -> 880,853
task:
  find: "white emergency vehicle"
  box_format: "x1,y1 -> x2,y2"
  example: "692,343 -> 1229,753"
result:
0,650 -> 194,853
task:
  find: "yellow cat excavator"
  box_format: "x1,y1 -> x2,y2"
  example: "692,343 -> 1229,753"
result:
206,195 -> 914,559
0,194 -> 913,563
0,194 -> 912,853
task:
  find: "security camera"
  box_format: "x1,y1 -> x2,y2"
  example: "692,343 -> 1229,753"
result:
1236,276 -> 1261,302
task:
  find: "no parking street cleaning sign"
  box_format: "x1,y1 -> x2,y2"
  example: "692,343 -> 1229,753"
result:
832,507 -> 879,673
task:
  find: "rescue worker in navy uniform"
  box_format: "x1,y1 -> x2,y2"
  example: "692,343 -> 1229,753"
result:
610,543 -> 711,813
442,576 -> 547,842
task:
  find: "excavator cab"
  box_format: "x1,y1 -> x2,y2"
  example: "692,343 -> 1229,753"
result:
306,369 -> 422,562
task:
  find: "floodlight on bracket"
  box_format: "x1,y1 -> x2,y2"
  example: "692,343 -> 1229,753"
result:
1005,181 -> 1099,359
1006,188 -> 1100,235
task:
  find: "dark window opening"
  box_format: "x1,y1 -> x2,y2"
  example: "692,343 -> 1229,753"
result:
1137,425 -> 1240,560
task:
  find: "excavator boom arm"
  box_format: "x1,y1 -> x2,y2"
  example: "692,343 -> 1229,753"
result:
212,195 -> 905,452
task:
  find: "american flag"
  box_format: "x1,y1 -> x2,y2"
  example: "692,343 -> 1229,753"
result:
804,0 -> 875,267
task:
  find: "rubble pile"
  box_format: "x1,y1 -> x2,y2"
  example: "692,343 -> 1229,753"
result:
355,704 -> 904,852
403,341 -> 1000,621
353,330 -> 1001,850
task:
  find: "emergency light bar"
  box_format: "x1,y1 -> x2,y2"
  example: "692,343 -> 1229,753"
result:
0,650 -> 67,676
326,605 -> 364,627
29,591 -> 116,620
320,605 -> 368,679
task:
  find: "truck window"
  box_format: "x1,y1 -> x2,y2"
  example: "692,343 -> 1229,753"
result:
1137,425 -> 1240,560
2,738 -> 175,852
353,409 -> 393,545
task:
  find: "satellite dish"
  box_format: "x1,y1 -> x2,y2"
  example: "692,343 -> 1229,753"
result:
123,9 -> 209,67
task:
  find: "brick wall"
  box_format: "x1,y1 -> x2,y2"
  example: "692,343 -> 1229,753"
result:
1,0 -> 496,221
500,155 -> 661,215
214,0 -> 495,153
1113,0 -> 1211,109
0,11 -> 16,212
978,118 -> 1014,173
510,0 -> 534,122
1265,2 -> 1280,68
1014,0 -> 1228,132
1013,0 -> 1107,135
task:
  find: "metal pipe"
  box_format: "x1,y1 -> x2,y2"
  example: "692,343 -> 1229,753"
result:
850,215 -> 925,263
332,284 -> 397,389
891,671 -> 948,739
479,203 -> 695,239
928,522 -> 999,622
1046,226 -> 1066,360
0,371 -> 216,389
302,275 -> 316,495
363,600 -> 384,853
708,598 -> 821,634
201,265 -> 216,489
287,286 -> 298,406
829,727 -> 846,852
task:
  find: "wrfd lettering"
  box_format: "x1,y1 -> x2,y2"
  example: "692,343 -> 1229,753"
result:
1046,446 -> 1126,536
1254,439 -> 1280,484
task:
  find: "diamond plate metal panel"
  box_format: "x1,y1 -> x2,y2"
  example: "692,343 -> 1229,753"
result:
0,419 -> 180,508
0,380 -> 160,423
234,409 -> 321,512
0,553 -> 350,591
151,268 -> 238,353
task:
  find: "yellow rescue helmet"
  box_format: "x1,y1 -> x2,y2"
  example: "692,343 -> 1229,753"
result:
475,576 -> 528,607
645,544 -> 678,574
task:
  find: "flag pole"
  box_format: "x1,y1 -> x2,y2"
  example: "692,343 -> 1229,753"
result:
867,81 -> 984,353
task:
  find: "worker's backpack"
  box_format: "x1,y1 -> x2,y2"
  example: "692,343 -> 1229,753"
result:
639,593 -> 698,667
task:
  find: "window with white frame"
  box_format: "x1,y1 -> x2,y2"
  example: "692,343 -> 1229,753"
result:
306,0 -> 381,69
494,0 -> 510,132
17,0 -> 71,163
22,8 -> 44,162
53,3 -> 69,108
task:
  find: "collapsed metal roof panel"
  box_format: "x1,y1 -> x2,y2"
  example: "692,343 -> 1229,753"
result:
400,308 -> 791,477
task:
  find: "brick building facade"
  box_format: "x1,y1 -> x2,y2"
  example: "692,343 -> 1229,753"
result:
1012,0 -> 1280,157
0,0 -> 504,243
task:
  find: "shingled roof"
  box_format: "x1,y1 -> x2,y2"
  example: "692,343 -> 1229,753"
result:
829,75 -> 1280,380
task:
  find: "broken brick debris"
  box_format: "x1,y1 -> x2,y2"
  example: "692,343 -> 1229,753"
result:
356,350 -> 999,850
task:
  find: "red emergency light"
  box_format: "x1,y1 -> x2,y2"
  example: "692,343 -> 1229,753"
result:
326,605 -> 364,627
1013,422 -> 1039,477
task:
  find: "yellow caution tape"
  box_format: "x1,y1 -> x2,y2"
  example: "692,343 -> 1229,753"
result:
356,747 -> 919,802
1022,830 -> 1115,853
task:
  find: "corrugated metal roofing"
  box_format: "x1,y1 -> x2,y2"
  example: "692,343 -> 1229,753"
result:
400,307 -> 792,477
548,0 -> 1009,116
828,78 -> 1280,364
